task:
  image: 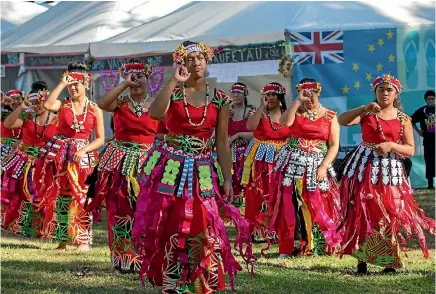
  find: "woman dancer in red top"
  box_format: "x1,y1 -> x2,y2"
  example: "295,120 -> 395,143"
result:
1,90 -> 24,161
35,61 -> 105,251
132,41 -> 254,293
272,78 -> 341,262
87,59 -> 158,273
2,81 -> 58,237
338,74 -> 435,273
227,82 -> 254,211
242,82 -> 290,252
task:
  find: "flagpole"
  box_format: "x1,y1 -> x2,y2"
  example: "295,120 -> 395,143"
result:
283,30 -> 294,104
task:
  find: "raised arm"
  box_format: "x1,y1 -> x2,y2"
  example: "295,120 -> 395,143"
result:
246,95 -> 267,131
44,79 -> 69,112
98,73 -> 137,112
338,102 -> 381,126
3,102 -> 29,129
150,65 -> 189,120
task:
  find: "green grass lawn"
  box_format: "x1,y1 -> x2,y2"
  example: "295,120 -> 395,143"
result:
1,189 -> 435,294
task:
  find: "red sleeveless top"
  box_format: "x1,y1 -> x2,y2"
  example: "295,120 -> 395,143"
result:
157,119 -> 168,134
253,114 -> 290,141
57,99 -> 97,140
166,86 -> 232,139
361,112 -> 408,144
20,112 -> 58,147
1,122 -> 22,139
228,106 -> 255,137
289,108 -> 336,141
113,96 -> 158,144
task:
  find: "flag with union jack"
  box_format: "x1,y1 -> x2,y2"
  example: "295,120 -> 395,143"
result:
288,30 -> 344,65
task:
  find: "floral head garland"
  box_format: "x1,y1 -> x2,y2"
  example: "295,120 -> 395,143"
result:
62,71 -> 91,88
261,83 -> 286,95
230,83 -> 249,96
6,89 -> 26,99
295,81 -> 322,94
371,73 -> 403,93
27,90 -> 50,104
173,41 -> 214,65
119,62 -> 153,78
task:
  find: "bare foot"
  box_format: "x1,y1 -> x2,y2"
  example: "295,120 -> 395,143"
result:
56,242 -> 67,250
76,244 -> 90,251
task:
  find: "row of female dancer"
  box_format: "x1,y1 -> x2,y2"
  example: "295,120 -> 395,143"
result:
1,40 -> 435,293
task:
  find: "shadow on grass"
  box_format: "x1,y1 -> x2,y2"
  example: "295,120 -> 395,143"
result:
1,260 -> 154,294
0,243 -> 42,250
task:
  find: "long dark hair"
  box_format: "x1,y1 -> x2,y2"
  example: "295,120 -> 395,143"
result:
231,82 -> 248,106
269,82 -> 287,112
30,80 -> 48,94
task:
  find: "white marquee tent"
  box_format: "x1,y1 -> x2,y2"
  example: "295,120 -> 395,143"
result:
88,1 -> 435,112
90,0 -> 435,57
2,0 -> 191,54
1,1 -> 48,33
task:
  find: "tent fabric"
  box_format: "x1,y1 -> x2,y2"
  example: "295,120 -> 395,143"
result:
90,1 -> 435,58
1,1 -> 191,54
1,1 -> 47,33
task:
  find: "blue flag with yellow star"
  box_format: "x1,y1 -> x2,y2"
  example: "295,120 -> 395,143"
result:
291,28 -> 397,98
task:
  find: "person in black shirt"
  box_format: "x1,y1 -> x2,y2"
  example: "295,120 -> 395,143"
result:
412,90 -> 435,189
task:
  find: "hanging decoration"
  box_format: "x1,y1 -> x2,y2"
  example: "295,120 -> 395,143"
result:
147,66 -> 164,96
278,55 -> 293,77
85,55 -> 95,71
278,40 -> 294,78
100,71 -> 119,92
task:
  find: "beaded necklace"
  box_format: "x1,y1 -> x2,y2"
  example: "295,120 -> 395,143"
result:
182,82 -> 209,127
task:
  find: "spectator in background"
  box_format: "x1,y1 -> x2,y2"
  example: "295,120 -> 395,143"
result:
412,90 -> 435,189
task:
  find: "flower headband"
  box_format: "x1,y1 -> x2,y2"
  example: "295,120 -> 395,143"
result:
173,41 -> 214,65
261,83 -> 286,95
62,71 -> 91,86
27,90 -> 50,104
371,73 -> 403,93
119,62 -> 153,78
230,84 -> 249,96
295,81 -> 322,94
6,89 -> 26,99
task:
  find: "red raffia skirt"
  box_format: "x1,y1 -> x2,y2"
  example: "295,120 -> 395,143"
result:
240,138 -> 287,255
34,135 -> 97,245
86,139 -> 152,271
271,144 -> 342,256
1,145 -> 44,237
219,141 -> 248,223
133,142 -> 255,293
339,143 -> 436,268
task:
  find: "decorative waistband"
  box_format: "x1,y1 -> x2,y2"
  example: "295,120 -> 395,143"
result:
274,145 -> 335,192
140,145 -> 223,199
1,137 -> 18,146
243,138 -> 287,163
232,138 -> 250,147
343,143 -> 404,186
53,134 -> 89,144
111,139 -> 153,151
19,144 -> 40,158
164,133 -> 213,155
287,137 -> 328,155
360,142 -> 378,149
